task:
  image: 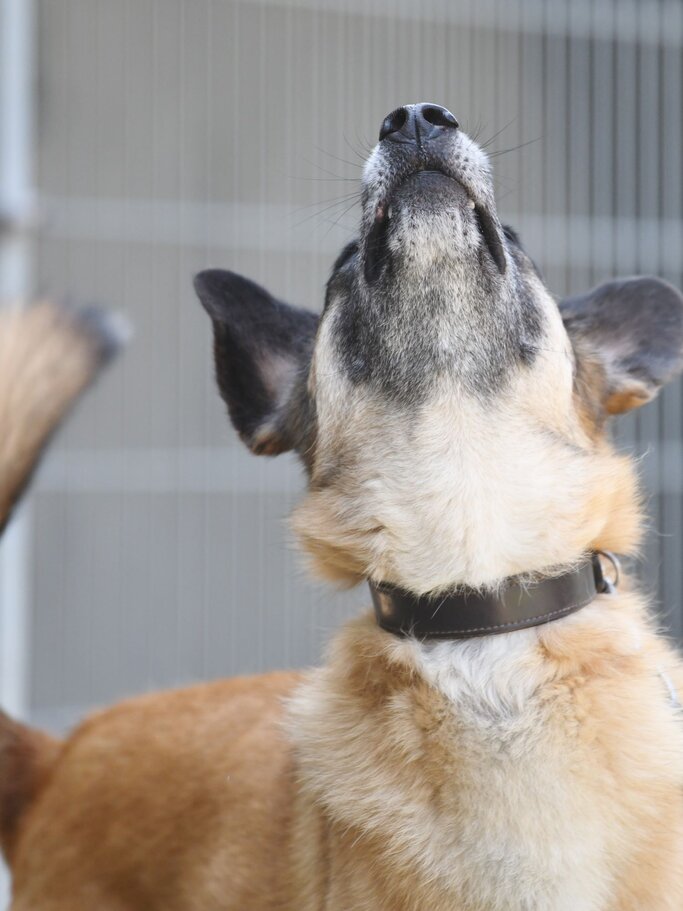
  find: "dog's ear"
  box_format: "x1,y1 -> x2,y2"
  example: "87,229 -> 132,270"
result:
194,270 -> 318,455
560,276 -> 683,415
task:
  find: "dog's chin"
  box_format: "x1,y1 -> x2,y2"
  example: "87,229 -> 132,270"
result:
364,171 -> 506,282
394,168 -> 470,207
364,174 -> 478,284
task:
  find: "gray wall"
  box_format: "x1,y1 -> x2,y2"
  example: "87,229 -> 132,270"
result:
26,0 -> 683,730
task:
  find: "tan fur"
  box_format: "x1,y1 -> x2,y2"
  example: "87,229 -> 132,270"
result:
287,605 -> 683,911
8,675 -> 301,911
0,299 -> 120,872
0,714 -> 59,864
0,302 -> 115,531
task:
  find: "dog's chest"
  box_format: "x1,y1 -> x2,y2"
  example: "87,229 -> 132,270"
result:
403,636 -> 612,911
291,631 -> 614,911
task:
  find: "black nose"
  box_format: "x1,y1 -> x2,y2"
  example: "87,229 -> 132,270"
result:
379,103 -> 459,144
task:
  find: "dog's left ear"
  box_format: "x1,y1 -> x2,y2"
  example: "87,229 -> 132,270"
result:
194,269 -> 318,455
561,276 -> 683,414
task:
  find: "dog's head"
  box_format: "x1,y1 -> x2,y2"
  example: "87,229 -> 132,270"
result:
195,103 -> 683,593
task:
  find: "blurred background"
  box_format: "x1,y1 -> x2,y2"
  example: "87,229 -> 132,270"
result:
1,0 -> 683,900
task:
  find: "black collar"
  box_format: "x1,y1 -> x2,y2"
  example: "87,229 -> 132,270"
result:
369,553 -> 612,640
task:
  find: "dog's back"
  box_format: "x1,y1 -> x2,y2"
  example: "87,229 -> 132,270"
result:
6,674 -> 300,911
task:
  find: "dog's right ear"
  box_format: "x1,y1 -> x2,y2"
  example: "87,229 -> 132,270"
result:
194,270 -> 318,455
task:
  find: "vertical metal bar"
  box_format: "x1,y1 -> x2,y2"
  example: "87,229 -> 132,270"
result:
543,0 -> 568,292
660,0 -> 683,638
0,0 -> 35,900
0,0 -> 36,718
567,3 -> 590,293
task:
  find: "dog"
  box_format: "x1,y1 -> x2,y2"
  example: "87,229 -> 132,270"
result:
3,102 -> 683,910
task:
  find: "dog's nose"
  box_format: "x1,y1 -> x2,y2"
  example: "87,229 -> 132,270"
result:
379,103 -> 459,144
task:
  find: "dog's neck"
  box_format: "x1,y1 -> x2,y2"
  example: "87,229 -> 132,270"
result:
294,365 -> 640,593
369,554 -> 609,640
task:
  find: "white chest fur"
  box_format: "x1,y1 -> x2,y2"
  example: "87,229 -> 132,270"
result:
287,617 -> 640,911
407,632 -> 613,911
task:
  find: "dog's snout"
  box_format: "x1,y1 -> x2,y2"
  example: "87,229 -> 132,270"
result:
378,103 -> 459,144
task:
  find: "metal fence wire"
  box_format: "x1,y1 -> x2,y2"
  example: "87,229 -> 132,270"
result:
5,0 -> 683,735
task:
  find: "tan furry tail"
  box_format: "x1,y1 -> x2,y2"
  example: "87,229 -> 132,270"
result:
0,711 -> 60,865
0,302 -> 124,863
0,301 -> 127,534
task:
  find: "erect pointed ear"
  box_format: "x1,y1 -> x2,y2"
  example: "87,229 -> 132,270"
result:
560,276 -> 683,415
194,270 -> 318,455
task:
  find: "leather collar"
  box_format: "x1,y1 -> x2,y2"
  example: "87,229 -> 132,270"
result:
369,553 -> 612,640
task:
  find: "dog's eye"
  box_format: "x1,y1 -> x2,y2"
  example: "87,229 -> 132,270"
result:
332,241 -> 359,273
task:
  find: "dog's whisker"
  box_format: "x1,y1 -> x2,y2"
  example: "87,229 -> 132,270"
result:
291,191 -> 360,215
478,115 -> 518,150
313,144 -> 363,171
322,198 -> 362,237
290,175 -> 360,182
292,196 -> 361,228
299,154 -> 359,182
487,136 -> 542,158
342,132 -> 371,161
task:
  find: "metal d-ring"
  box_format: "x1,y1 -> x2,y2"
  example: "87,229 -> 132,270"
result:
596,550 -> 621,594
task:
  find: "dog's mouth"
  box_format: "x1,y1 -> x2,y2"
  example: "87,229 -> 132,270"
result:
363,164 -> 506,284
